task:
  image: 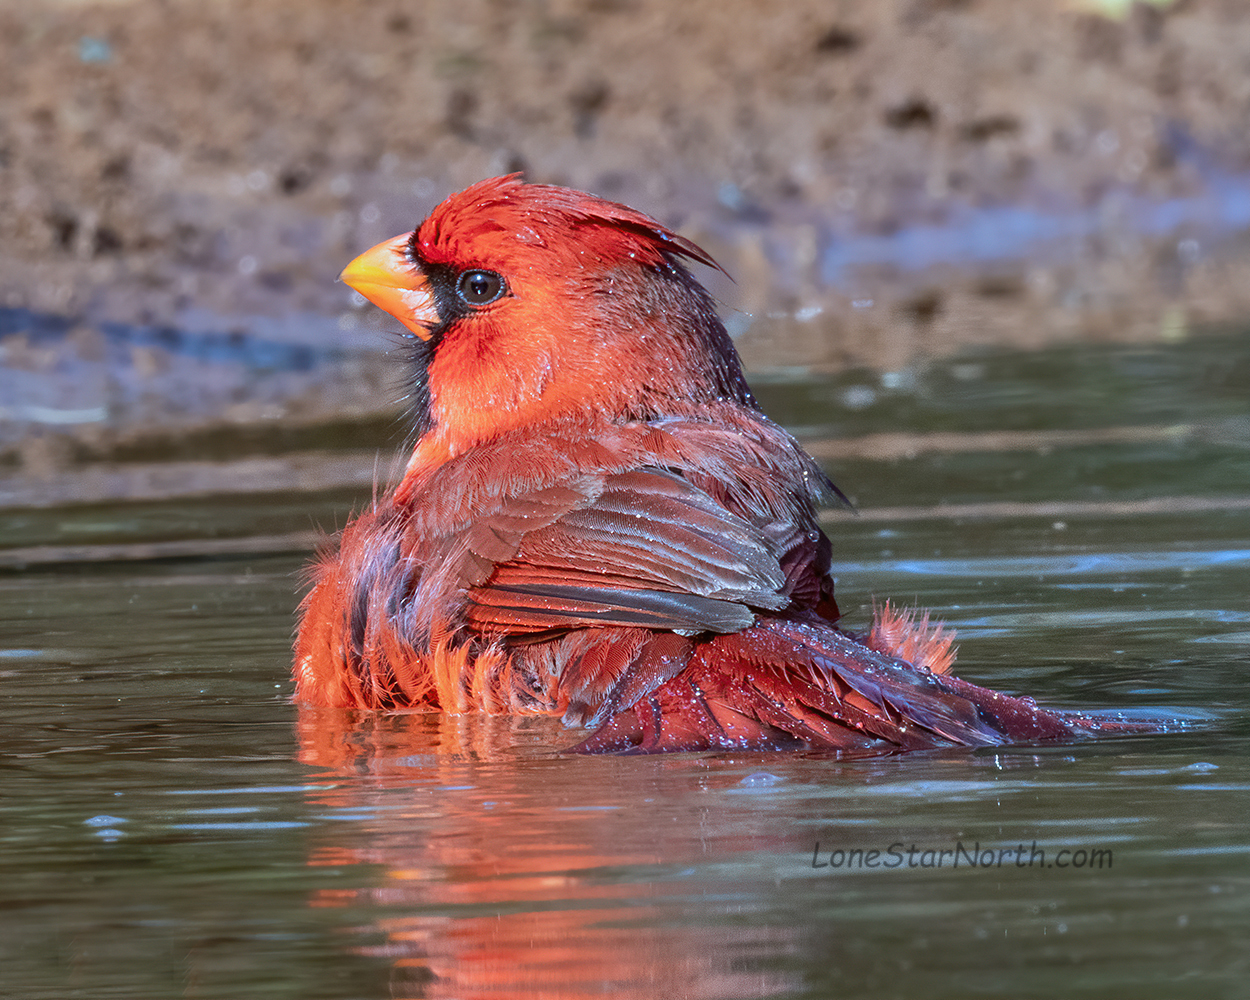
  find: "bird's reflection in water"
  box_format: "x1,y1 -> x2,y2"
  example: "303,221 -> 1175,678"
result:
296,706 -> 802,999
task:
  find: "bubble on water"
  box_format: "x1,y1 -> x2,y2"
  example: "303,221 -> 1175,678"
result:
84,814 -> 127,827
85,815 -> 128,841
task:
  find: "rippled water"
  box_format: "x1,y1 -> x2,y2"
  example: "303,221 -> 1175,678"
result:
2,328 -> 1248,998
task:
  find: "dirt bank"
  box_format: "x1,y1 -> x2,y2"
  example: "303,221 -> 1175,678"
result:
2,0 -> 1250,469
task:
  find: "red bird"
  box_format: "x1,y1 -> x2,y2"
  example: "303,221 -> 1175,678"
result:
294,175 -> 1162,753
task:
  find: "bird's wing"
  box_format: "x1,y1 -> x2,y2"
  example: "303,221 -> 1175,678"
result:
397,409 -> 837,641
460,466 -> 797,634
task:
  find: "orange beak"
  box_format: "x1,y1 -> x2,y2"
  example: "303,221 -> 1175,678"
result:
339,233 -> 441,339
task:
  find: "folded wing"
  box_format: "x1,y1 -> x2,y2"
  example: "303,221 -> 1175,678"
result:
463,466 -> 805,633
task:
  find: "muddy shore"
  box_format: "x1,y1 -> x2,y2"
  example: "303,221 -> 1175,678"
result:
2,0 -> 1249,480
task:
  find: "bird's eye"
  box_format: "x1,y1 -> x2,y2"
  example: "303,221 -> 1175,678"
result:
456,269 -> 506,306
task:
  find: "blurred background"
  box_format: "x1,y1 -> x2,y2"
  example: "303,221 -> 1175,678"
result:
3,0 -> 1250,508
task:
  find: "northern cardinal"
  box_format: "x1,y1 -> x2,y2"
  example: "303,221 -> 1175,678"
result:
294,175 -> 1165,753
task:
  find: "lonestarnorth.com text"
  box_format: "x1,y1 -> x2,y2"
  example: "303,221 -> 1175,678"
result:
810,841 -> 1114,871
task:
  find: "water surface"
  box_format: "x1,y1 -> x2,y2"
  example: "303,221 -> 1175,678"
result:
2,328 -> 1248,999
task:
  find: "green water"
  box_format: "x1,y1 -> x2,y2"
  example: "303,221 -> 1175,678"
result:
1,329 -> 1248,999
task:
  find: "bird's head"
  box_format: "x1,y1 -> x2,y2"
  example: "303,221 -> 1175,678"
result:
341,175 -> 755,480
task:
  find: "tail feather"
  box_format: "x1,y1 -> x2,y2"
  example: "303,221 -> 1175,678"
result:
570,614 -> 1167,754
867,600 -> 957,675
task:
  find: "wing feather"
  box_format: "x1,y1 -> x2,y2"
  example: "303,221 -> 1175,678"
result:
391,407 -> 837,649
460,466 -> 799,634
